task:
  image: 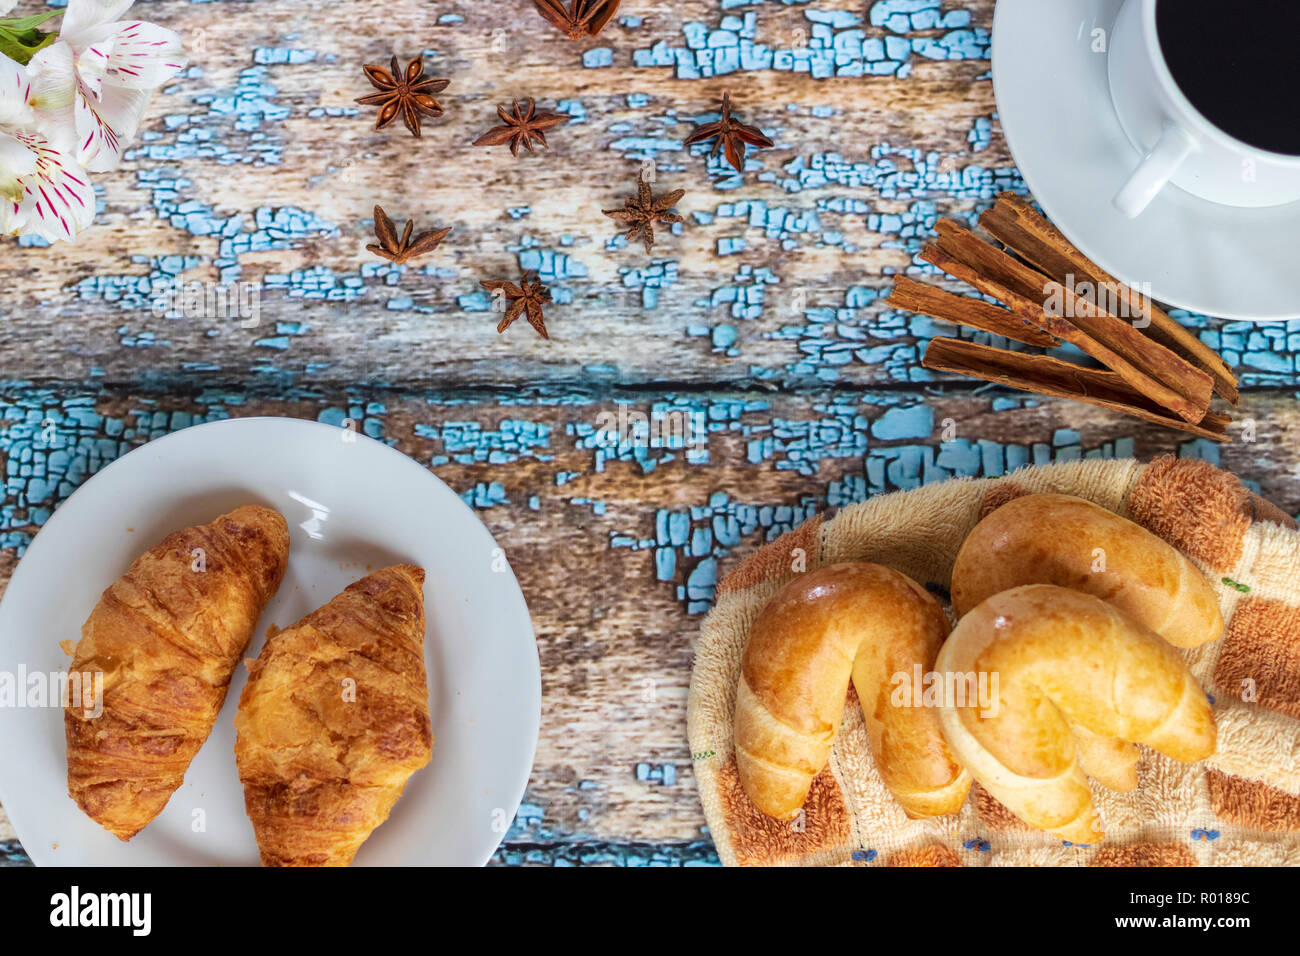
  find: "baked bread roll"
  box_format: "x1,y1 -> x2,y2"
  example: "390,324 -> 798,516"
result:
951,493 -> 1222,648
735,562 -> 971,820
234,565 -> 433,867
1069,723 -> 1140,793
65,505 -> 290,840
936,584 -> 1216,843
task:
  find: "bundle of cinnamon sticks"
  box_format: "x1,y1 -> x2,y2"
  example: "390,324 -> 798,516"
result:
887,192 -> 1237,441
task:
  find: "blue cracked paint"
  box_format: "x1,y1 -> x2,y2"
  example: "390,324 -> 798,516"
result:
0,391 -> 241,553
633,3 -> 988,80
419,420 -> 554,467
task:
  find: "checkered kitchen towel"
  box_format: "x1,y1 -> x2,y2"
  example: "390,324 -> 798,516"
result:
688,457 -> 1300,866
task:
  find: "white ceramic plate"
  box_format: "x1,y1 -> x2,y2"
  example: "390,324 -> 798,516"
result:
0,417 -> 540,866
993,0 -> 1300,320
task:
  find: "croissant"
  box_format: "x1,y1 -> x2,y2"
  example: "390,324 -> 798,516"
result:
951,493 -> 1222,648
936,584 -> 1216,843
735,562 -> 971,820
64,505 -> 290,840
233,565 -> 433,867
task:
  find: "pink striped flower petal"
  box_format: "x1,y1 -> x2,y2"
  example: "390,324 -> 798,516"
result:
0,51 -> 35,129
100,21 -> 187,90
24,43 -> 79,154
75,37 -> 111,99
0,130 -> 36,206
1,129 -> 94,241
74,78 -> 148,171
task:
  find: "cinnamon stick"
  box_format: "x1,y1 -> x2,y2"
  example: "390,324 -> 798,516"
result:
921,242 -> 1211,425
930,219 -> 1214,424
886,276 -> 1057,348
1202,409 -> 1233,432
922,337 -> 1229,442
982,193 -> 1238,404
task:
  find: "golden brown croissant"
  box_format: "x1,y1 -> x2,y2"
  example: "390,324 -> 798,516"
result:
233,565 -> 433,867
735,562 -> 971,820
64,504 -> 290,840
951,493 -> 1223,648
936,584 -> 1216,843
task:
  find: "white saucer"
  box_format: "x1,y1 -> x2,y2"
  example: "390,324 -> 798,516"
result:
0,418 -> 540,866
993,0 -> 1300,320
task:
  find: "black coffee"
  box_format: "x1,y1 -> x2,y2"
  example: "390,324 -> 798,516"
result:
1156,0 -> 1300,155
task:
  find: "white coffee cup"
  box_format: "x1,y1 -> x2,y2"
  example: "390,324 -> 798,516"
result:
1108,0 -> 1300,218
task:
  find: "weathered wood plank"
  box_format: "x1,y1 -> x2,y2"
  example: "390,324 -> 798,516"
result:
0,0 -> 1018,391
1,385 -> 1297,861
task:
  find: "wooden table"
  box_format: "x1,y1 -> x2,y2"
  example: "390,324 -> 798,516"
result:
1,0 -> 1296,866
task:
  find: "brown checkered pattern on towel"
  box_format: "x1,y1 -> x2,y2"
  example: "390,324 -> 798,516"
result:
686,457 -> 1300,866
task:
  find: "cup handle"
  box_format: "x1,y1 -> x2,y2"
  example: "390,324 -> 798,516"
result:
1113,124 -> 1196,218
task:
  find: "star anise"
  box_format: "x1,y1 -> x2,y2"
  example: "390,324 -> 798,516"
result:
356,55 -> 450,138
472,98 -> 569,156
603,172 -> 686,254
532,0 -> 621,40
367,205 -> 452,265
683,91 -> 775,174
480,272 -> 552,339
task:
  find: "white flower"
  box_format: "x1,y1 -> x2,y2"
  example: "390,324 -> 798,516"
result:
28,0 -> 186,173
0,49 -> 35,129
0,52 -> 94,241
0,1 -> 186,242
